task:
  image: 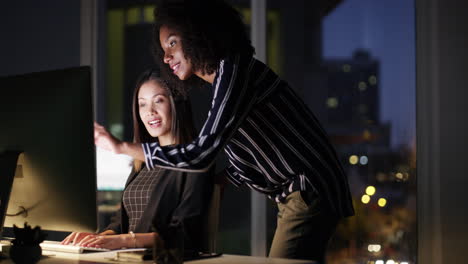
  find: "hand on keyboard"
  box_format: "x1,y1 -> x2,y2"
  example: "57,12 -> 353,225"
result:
77,234 -> 129,250
61,232 -> 96,246
41,241 -> 110,254
60,230 -> 138,250
61,229 -> 118,248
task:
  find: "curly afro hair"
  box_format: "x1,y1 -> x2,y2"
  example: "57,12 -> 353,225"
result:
152,0 -> 255,94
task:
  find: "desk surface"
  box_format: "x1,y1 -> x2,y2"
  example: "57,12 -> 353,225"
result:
0,250 -> 317,264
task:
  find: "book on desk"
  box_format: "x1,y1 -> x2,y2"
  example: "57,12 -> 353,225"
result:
116,249 -> 222,262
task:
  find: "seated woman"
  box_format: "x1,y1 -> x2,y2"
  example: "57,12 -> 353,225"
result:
61,68 -> 213,254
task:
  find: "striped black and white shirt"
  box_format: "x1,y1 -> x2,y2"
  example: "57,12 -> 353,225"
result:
143,53 -> 354,218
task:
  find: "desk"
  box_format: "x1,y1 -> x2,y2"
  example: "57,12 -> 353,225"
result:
0,250 -> 317,264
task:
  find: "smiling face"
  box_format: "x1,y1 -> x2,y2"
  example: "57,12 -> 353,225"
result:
138,80 -> 174,146
159,25 -> 194,81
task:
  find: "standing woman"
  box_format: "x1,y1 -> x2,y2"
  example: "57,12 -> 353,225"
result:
94,0 -> 354,262
64,69 -> 213,257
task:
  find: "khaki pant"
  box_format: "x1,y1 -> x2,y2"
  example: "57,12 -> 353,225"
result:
269,191 -> 338,263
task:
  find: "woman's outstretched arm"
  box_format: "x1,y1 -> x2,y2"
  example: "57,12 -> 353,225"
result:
94,122 -> 145,161
95,54 -> 257,172
142,54 -> 258,172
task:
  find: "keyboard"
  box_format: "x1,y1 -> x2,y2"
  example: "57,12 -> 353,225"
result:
40,240 -> 111,254
0,240 -> 12,253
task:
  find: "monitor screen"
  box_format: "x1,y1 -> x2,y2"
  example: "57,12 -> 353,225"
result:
96,148 -> 132,191
0,66 -> 98,237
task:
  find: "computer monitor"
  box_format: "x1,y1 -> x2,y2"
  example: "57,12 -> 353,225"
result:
0,66 -> 97,239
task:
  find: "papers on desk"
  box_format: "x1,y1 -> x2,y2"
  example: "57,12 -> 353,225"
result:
116,248 -> 152,261
116,250 -> 223,262
0,241 -> 11,254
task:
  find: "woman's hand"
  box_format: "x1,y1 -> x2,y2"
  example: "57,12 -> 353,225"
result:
77,234 -> 130,250
94,122 -> 122,154
61,232 -> 96,245
94,122 -> 146,161
61,230 -> 116,246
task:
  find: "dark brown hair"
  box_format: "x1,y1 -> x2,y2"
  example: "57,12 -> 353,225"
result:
131,68 -> 196,171
152,0 -> 255,94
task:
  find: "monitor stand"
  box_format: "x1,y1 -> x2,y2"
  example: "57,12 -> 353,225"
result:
0,151 -> 23,239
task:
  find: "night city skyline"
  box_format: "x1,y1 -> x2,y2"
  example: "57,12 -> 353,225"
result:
323,0 -> 415,149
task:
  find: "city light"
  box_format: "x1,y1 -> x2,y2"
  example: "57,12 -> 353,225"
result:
360,155 -> 369,165
376,172 -> 386,182
395,172 -> 410,182
378,198 -> 387,207
367,244 -> 381,252
376,260 -> 384,264
359,104 -> 368,113
369,75 -> 377,85
386,260 -> 395,264
359,81 -> 368,91
403,173 -> 410,181
327,97 -> 339,108
401,262 -> 409,264
363,130 -> 371,140
366,186 -> 376,196
343,64 -> 351,72
361,194 -> 371,204
349,155 -> 359,165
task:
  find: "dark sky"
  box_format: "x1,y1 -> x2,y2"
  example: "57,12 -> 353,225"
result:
323,0 -> 415,148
